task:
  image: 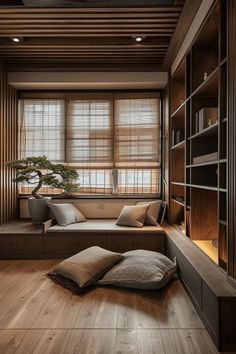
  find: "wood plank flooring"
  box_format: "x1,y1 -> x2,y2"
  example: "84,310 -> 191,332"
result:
0,260 -> 224,354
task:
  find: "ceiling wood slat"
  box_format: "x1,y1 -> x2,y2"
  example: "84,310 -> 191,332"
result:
0,3 -> 185,68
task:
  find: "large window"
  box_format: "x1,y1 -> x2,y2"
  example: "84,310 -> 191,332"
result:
18,92 -> 161,196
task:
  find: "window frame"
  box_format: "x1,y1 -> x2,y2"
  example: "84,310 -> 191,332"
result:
17,90 -> 163,199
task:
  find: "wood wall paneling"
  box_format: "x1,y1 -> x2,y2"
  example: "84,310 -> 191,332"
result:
0,62 -> 18,225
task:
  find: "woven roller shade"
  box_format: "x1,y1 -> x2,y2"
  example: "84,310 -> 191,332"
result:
67,100 -> 113,166
19,99 -> 65,162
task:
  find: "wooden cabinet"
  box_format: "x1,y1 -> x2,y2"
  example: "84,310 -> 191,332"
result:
107,233 -> 166,254
0,234 -> 44,258
45,234 -> 106,257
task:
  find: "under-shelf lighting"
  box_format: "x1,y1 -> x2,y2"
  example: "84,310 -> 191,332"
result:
12,37 -> 20,43
135,36 -> 143,42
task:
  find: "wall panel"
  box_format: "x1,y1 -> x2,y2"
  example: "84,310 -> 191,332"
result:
0,62 -> 18,225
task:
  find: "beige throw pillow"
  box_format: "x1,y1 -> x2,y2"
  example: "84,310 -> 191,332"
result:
48,203 -> 86,226
52,246 -> 123,288
136,200 -> 162,226
116,204 -> 149,228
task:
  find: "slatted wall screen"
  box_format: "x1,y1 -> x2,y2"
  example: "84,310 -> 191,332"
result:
0,63 -> 18,225
18,92 -> 161,196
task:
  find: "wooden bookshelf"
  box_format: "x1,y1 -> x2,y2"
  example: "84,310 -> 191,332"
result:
169,0 -> 228,271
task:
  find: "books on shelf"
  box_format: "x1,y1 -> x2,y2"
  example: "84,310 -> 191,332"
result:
192,152 -> 218,164
195,107 -> 218,133
172,129 -> 184,146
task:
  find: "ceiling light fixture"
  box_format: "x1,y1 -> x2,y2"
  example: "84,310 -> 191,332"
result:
135,36 -> 143,42
12,37 -> 20,43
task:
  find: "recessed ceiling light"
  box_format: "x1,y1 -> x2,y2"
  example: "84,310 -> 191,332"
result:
135,36 -> 143,42
12,37 -> 20,43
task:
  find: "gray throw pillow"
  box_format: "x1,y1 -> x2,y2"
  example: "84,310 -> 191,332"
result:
136,200 -> 162,226
48,203 -> 86,226
98,249 -> 177,290
116,204 -> 149,228
52,246 -> 123,288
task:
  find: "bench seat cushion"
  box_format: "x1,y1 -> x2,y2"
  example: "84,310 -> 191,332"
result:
47,219 -> 164,234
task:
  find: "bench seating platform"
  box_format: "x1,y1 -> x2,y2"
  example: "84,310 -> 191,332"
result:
45,218 -> 166,256
47,218 -> 164,233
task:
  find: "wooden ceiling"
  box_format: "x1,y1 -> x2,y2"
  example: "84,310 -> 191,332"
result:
0,2 -> 185,69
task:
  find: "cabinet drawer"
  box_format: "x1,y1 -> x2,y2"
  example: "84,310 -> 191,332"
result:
45,234 -> 106,256
0,234 -> 43,255
107,233 -> 165,253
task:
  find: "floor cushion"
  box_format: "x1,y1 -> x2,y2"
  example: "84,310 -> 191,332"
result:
50,246 -> 123,288
97,249 -> 177,290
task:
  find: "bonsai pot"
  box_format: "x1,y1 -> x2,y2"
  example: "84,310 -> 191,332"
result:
28,197 -> 51,224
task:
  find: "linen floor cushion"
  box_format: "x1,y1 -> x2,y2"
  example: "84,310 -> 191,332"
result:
98,249 -> 177,290
116,204 -> 149,228
51,246 -> 123,288
48,203 -> 86,226
136,200 -> 162,226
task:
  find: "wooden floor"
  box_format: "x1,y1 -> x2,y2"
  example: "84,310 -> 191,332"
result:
0,260 -> 223,354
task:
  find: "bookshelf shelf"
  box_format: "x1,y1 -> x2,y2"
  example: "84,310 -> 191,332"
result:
190,122 -> 218,140
171,140 -> 185,150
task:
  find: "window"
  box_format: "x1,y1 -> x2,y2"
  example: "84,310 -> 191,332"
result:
115,98 -> 160,194
18,93 -> 161,196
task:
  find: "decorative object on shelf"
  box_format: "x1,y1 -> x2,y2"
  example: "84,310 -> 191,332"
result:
212,239 -> 218,248
203,72 -> 208,80
7,156 -> 79,224
175,196 -> 184,203
193,152 -> 218,164
195,107 -> 218,133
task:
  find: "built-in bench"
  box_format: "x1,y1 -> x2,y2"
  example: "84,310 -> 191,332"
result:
44,218 -> 166,257
163,224 -> 236,352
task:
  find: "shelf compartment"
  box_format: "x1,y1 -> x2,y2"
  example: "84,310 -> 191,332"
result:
191,188 -> 218,242
170,148 -> 185,184
171,58 -> 186,114
191,3 -> 220,92
192,138 -> 218,164
193,240 -> 218,264
170,200 -> 185,225
192,67 -> 219,98
191,164 -> 218,188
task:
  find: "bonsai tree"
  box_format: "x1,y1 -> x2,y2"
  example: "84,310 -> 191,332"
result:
7,156 -> 79,199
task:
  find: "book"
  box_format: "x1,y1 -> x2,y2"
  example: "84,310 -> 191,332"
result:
192,152 -> 218,164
